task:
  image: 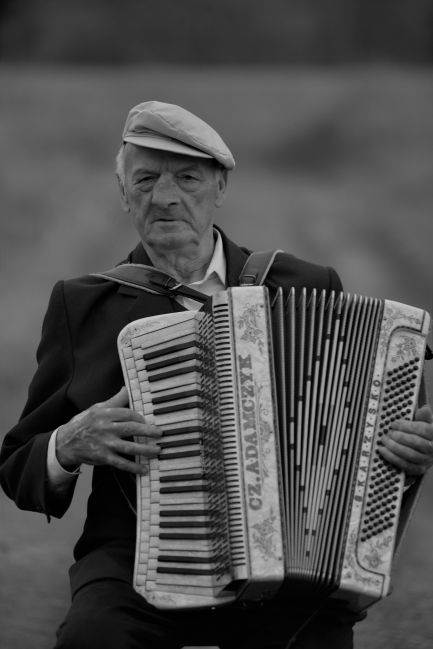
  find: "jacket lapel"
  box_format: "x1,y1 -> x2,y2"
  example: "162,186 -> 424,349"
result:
125,289 -> 177,322
116,241 -> 178,322
216,226 -> 250,287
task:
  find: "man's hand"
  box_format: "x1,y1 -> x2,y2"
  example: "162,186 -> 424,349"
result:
56,387 -> 161,475
379,405 -> 433,476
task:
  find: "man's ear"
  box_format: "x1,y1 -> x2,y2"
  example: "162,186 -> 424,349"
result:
117,175 -> 130,213
215,169 -> 228,208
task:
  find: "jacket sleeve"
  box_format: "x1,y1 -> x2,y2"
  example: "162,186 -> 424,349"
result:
0,281 -> 79,518
327,265 -> 343,292
265,249 -> 344,296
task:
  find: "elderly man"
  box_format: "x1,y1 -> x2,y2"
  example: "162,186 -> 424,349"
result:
1,101 -> 432,649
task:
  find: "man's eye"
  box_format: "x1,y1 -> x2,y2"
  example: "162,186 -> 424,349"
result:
135,176 -> 155,189
178,174 -> 200,184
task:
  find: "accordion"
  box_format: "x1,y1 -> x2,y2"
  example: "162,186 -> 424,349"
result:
117,286 -> 430,611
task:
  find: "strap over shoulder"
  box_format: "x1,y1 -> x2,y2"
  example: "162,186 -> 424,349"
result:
91,264 -> 208,303
238,249 -> 284,286
95,249 -> 285,299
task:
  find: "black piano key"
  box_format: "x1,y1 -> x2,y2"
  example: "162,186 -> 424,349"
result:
153,388 -> 201,404
142,339 -> 198,360
159,471 -> 203,482
160,485 -> 209,494
159,532 -> 212,540
160,521 -> 208,528
148,363 -> 199,382
156,566 -> 216,575
158,554 -> 218,563
154,400 -> 202,415
159,449 -> 201,460
160,508 -> 209,516
159,436 -> 202,448
162,425 -> 202,436
146,352 -> 200,371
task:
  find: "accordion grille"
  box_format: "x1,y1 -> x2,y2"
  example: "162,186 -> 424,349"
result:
274,289 -> 384,588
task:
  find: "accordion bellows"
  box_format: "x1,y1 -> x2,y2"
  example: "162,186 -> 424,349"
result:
117,287 -> 430,611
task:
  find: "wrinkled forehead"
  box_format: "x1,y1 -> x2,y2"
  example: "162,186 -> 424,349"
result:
124,142 -> 218,172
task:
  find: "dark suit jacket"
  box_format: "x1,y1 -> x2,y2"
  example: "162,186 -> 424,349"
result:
0,228 -> 342,597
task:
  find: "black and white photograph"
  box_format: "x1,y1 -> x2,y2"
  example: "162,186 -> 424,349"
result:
1,2 -> 432,648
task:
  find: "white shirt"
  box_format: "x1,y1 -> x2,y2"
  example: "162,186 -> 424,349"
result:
46,230 -> 227,488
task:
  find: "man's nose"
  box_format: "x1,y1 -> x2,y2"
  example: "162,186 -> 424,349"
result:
151,175 -> 179,208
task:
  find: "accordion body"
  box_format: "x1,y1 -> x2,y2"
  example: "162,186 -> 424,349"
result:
117,287 -> 430,611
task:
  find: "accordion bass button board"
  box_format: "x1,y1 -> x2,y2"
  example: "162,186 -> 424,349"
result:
117,287 -> 430,611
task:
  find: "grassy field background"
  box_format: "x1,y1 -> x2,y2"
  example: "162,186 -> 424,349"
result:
0,64 -> 432,648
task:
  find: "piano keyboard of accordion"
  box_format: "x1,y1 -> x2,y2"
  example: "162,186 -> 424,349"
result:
117,287 -> 430,611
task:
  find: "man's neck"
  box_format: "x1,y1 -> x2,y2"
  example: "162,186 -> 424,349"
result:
142,234 -> 215,284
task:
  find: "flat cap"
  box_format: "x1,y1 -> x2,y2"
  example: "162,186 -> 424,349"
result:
122,101 -> 235,170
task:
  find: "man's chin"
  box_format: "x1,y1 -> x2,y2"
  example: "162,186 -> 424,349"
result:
147,227 -> 199,250
153,219 -> 188,233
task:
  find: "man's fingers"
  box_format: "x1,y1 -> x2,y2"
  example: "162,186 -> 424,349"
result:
390,418 -> 433,441
106,453 -> 151,476
82,411 -> 161,438
90,406 -> 146,424
111,421 -> 162,439
84,406 -> 159,431
378,445 -> 426,476
115,439 -> 161,458
386,429 -> 433,454
381,433 -> 428,465
413,405 -> 433,425
380,420 -> 433,476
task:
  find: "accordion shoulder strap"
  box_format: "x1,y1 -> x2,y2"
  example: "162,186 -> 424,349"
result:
238,249 -> 284,286
93,248 -> 285,297
91,264 -> 208,303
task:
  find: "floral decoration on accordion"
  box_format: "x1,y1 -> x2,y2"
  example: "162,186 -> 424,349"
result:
251,510 -> 280,560
379,307 -> 422,359
343,529 -> 390,589
257,384 -> 275,480
363,534 -> 393,571
238,303 -> 265,354
390,335 -> 421,364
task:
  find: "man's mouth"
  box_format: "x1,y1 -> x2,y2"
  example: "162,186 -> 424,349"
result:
153,216 -> 184,224
153,213 -> 180,221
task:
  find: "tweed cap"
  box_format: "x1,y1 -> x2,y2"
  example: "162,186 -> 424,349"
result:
122,101 -> 235,170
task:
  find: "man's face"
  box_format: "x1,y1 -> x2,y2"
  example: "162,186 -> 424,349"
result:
120,145 -> 227,252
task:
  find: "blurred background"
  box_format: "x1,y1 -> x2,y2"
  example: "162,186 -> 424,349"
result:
0,1 -> 432,647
